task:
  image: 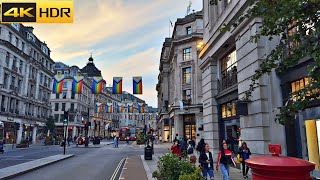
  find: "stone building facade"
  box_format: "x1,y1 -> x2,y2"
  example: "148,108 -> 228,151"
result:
199,0 -> 286,157
0,24 -> 54,144
157,11 -> 204,143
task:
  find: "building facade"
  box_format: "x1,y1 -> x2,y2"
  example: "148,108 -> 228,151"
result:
157,11 -> 204,143
50,58 -> 122,139
199,0 -> 286,157
0,24 -> 54,144
146,106 -> 158,132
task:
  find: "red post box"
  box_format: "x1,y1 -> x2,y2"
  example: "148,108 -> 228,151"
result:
245,144 -> 315,180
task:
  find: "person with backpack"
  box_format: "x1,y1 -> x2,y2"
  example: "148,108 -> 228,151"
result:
187,141 -> 194,155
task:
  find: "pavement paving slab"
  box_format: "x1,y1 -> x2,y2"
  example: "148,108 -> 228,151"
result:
0,154 -> 74,180
120,156 -> 148,180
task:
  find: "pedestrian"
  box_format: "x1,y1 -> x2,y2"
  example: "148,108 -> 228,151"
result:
74,136 -> 77,143
187,141 -> 194,155
180,138 -> 187,157
190,138 -> 196,148
171,141 -> 182,157
216,142 -> 236,180
167,135 -> 170,142
159,135 -> 162,144
113,136 -> 118,148
196,138 -> 205,154
199,143 -> 214,180
116,136 -> 119,147
238,142 -> 251,178
173,136 -> 178,143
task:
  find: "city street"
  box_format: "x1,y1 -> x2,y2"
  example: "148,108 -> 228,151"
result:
2,141 -> 166,180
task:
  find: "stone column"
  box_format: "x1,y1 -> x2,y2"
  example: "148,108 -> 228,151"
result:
72,126 -> 76,137
32,126 -> 37,144
16,125 -> 23,144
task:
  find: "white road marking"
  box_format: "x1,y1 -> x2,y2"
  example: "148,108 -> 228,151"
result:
110,158 -> 125,180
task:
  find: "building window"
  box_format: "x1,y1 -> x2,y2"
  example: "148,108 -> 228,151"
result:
62,92 -> 67,99
15,37 -> 18,47
63,82 -> 68,88
183,47 -> 192,61
64,71 -> 69,77
290,77 -> 316,101
9,32 -> 12,43
183,115 -> 196,140
183,89 -> 192,103
21,42 -> 25,52
57,71 -> 62,75
71,93 -> 75,99
221,49 -> 237,74
182,67 -> 191,84
6,52 -> 10,67
56,94 -> 59,99
70,103 -> 74,111
55,103 -> 59,111
54,114 -> 59,122
19,60 -> 23,72
62,103 -> 65,111
186,26 -> 192,35
221,101 -> 237,119
17,79 -> 22,93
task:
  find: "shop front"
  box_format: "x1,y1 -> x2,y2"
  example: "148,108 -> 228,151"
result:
183,114 -> 196,140
219,100 -> 240,153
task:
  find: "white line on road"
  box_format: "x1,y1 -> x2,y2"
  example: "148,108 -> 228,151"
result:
118,157 -> 128,180
110,158 -> 125,180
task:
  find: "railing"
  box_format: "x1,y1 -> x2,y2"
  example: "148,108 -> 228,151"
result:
218,67 -> 238,93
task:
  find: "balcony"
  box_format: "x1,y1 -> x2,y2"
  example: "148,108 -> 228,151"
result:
44,83 -> 48,87
218,67 -> 238,93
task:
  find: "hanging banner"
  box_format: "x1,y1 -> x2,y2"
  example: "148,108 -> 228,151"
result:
129,114 -> 133,120
138,103 -> 145,113
148,113 -> 153,120
128,102 -> 134,113
141,113 -> 145,121
72,76 -> 84,94
155,113 -> 159,120
135,113 -> 139,121
52,75 -> 64,94
133,76 -> 143,94
106,103 -> 113,113
117,103 -> 123,113
95,103 -> 102,113
112,77 -> 123,94
105,123 -> 109,130
91,76 -> 104,94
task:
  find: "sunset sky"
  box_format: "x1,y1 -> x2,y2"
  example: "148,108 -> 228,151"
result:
31,0 -> 202,107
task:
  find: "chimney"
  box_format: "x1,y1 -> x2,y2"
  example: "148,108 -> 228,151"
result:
26,26 -> 34,33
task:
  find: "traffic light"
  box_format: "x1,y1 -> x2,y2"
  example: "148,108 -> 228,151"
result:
63,111 -> 68,124
88,122 -> 91,129
15,123 -> 20,130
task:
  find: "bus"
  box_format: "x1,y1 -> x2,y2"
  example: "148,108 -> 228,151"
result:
118,127 -> 137,141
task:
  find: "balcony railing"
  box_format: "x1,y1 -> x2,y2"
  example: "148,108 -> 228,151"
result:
218,67 -> 238,93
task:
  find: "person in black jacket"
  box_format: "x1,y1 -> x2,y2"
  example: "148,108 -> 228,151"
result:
238,142 -> 251,178
199,143 -> 214,180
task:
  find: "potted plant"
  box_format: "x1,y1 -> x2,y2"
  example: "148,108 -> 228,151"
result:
16,139 -> 29,148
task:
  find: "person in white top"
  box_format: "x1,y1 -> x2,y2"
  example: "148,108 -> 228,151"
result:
159,135 -> 162,144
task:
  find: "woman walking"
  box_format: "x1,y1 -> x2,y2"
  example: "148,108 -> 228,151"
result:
238,142 -> 251,178
199,143 -> 214,180
216,142 -> 236,180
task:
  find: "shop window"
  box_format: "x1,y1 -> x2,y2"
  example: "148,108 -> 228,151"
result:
290,77 -> 319,101
221,101 -> 237,119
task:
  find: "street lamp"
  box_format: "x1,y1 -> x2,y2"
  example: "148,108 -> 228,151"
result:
196,41 -> 204,51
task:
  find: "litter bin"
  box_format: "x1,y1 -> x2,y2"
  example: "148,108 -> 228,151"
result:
93,137 -> 100,145
145,145 -> 152,160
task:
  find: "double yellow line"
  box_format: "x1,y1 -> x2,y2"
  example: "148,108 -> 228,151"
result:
110,158 -> 126,180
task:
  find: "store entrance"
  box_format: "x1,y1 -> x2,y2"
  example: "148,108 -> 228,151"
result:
222,119 -> 240,153
183,114 -> 196,140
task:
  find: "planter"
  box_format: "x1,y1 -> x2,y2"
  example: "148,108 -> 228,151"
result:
16,144 -> 28,148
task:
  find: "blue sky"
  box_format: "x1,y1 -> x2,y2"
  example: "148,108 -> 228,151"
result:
32,0 -> 202,107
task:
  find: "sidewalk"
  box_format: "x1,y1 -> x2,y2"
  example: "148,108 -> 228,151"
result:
119,156 -> 148,180
0,154 -> 74,179
136,142 -> 252,180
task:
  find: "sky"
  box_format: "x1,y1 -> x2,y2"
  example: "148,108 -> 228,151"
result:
31,0 -> 202,107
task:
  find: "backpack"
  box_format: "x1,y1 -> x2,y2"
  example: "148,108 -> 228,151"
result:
187,145 -> 194,154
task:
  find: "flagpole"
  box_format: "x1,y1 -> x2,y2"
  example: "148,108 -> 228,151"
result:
169,19 -> 171,37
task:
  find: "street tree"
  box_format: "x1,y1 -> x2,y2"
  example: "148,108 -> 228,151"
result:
45,116 -> 56,135
210,0 -> 320,124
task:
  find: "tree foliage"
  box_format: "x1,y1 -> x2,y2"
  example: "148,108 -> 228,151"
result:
45,116 -> 56,133
210,0 -> 320,124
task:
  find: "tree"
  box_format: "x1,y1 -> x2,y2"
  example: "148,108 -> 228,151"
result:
45,116 -> 56,135
210,0 -> 320,124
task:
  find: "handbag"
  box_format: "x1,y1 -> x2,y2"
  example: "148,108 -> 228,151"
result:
237,154 -> 243,162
